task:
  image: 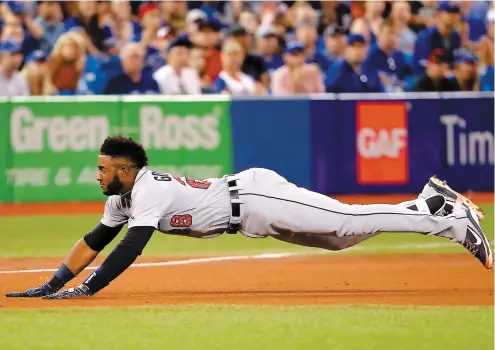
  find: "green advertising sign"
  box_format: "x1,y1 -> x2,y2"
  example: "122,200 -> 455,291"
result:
120,96 -> 232,180
0,98 -> 11,203
8,96 -> 121,202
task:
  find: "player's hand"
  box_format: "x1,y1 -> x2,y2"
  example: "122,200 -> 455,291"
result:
43,284 -> 92,300
6,283 -> 56,298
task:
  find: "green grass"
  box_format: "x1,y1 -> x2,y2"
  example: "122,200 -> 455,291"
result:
0,305 -> 492,350
0,205 -> 492,258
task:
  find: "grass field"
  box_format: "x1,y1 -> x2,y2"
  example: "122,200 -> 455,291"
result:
0,204 -> 493,350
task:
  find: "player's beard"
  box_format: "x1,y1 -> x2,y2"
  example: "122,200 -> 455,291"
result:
103,175 -> 124,196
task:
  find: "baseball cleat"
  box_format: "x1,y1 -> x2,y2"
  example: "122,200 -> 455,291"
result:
427,176 -> 485,221
461,207 -> 493,269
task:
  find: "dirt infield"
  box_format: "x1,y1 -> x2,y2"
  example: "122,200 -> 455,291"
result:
0,253 -> 493,309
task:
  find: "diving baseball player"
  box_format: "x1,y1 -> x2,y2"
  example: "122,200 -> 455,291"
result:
6,136 -> 492,300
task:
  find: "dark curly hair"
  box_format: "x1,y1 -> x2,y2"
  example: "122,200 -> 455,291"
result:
100,135 -> 149,168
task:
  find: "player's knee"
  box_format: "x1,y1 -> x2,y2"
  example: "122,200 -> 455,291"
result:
325,240 -> 350,251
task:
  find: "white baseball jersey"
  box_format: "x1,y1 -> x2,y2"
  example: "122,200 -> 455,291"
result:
100,167 -> 232,238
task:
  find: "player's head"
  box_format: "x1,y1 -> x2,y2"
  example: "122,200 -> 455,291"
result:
97,135 -> 149,196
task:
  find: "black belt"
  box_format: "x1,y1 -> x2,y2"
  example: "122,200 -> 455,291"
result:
227,179 -> 241,234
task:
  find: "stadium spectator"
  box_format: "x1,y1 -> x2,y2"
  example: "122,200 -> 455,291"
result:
255,26 -> 284,75
189,45 -> 213,94
350,17 -> 375,44
325,33 -> 383,93
159,0 -> 187,32
190,19 -> 222,81
365,20 -> 412,92
108,0 -> 140,50
64,1 -> 104,56
153,36 -> 200,95
0,39 -> 29,96
239,9 -> 259,36
390,1 -> 417,56
479,8 -> 494,91
294,18 -> 330,74
185,9 -> 207,36
1,11 -> 39,59
43,31 -> 88,95
271,40 -> 324,95
103,42 -> 160,95
323,24 -> 346,61
4,0 -> 43,43
413,2 -> 462,76
453,53 -> 479,91
413,49 -> 460,92
364,1 -> 385,38
212,39 -> 261,96
35,0 -> 65,54
136,3 -> 166,73
22,49 -> 47,95
225,24 -> 268,87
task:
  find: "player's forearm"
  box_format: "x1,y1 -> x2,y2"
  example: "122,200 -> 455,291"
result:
63,238 -> 99,275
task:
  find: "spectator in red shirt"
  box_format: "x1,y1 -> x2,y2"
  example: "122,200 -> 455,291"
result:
190,19 -> 222,81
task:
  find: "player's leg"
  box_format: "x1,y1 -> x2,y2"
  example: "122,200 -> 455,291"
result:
272,232 -> 379,251
236,169 -> 492,268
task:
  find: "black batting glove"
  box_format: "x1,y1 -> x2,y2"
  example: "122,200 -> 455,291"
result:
43,284 -> 92,300
6,283 -> 56,298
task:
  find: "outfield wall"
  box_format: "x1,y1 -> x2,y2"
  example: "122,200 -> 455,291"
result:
0,93 -> 493,203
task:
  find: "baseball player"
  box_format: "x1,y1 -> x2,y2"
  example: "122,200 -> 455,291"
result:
6,136 -> 492,300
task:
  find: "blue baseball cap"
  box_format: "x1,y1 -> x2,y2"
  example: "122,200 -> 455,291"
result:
285,40 -> 305,54
6,1 -> 24,14
26,50 -> 47,63
456,53 -> 478,64
347,34 -> 366,45
438,2 -> 461,13
166,35 -> 192,53
0,39 -> 22,54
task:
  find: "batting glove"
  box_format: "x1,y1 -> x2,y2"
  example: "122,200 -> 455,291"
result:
6,283 -> 56,298
42,284 -> 92,300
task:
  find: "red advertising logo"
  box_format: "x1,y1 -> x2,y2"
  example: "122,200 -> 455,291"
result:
356,102 -> 408,185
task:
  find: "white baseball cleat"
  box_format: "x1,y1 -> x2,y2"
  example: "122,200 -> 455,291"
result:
461,207 -> 493,269
421,176 -> 485,221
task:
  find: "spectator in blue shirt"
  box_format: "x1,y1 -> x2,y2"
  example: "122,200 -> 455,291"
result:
64,1 -> 105,55
413,2 -> 462,76
294,18 -> 331,74
480,65 -> 494,91
103,42 -> 160,95
325,34 -> 383,93
365,20 -> 412,92
452,52 -> 480,91
1,11 -> 39,60
255,26 -> 284,75
109,0 -> 141,50
35,1 -> 65,54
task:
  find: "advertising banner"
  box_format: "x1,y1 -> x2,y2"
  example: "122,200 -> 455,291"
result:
120,96 -> 233,180
8,97 -> 121,202
0,98 -> 10,203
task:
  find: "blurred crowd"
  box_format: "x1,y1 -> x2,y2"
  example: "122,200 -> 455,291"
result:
0,0 -> 493,97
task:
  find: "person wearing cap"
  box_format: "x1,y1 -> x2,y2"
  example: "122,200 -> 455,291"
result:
364,20 -> 412,93
0,39 -> 29,96
452,53 -> 479,91
271,40 -> 324,95
35,0 -> 65,54
103,42 -> 160,95
325,33 -> 383,93
5,0 -> 44,44
389,1 -> 417,56
255,26 -> 284,74
323,24 -> 346,61
225,24 -> 269,87
153,36 -> 200,95
294,18 -> 331,75
22,49 -> 47,95
412,49 -> 460,92
412,2 -> 462,76
212,39 -> 260,96
185,9 -> 207,36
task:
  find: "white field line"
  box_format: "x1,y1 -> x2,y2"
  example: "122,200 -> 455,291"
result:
0,242 -> 460,275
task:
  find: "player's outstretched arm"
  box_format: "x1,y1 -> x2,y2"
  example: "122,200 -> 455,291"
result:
44,226 -> 154,300
6,223 -> 123,298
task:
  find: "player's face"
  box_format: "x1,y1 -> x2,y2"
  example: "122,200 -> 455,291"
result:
96,155 -> 134,196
